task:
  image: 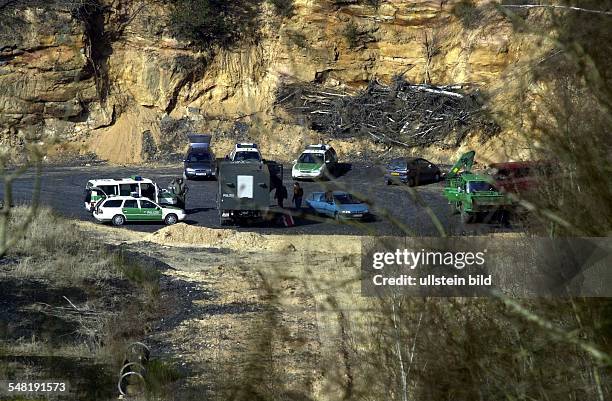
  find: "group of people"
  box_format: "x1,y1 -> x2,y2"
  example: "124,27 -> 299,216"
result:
274,182 -> 304,209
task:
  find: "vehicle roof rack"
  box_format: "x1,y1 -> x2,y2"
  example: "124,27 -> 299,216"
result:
307,144 -> 328,150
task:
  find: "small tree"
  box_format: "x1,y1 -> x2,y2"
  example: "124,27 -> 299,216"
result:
169,0 -> 263,48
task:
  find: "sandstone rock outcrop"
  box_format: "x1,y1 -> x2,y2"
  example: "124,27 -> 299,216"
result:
0,0 -> 543,163
0,2 -> 96,147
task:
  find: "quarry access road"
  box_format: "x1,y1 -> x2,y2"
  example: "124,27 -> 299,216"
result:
3,163 -> 521,236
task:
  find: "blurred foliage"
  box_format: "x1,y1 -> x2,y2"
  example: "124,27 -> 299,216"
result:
168,0 -> 255,48
494,0 -> 612,236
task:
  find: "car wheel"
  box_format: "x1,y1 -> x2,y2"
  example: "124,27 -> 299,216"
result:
460,205 -> 473,224
408,177 -> 416,187
322,167 -> 332,181
386,179 -> 392,185
500,210 -> 511,227
330,164 -> 337,178
112,214 -> 125,226
334,212 -> 341,221
164,213 -> 178,225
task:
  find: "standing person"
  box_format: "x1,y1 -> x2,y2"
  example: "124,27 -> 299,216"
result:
275,185 -> 288,208
292,182 -> 304,210
324,190 -> 333,203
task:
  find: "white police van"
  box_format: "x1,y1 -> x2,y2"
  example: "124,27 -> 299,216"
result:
83,176 -> 180,212
227,143 -> 262,162
92,196 -> 186,226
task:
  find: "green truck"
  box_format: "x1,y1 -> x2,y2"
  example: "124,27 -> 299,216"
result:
443,151 -> 513,223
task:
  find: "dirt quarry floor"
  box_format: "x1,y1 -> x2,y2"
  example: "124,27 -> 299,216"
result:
71,221 -> 365,400
9,216 -> 601,401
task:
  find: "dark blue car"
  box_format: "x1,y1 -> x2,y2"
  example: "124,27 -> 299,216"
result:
305,191 -> 370,221
384,157 -> 441,186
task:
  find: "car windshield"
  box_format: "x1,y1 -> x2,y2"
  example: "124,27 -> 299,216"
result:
388,159 -> 407,170
187,153 -> 210,162
334,194 -> 361,204
298,153 -> 324,164
466,181 -> 495,192
234,151 -> 260,161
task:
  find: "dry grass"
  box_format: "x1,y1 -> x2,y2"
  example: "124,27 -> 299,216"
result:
172,244 -> 611,401
8,206 -> 121,283
0,206 -> 175,398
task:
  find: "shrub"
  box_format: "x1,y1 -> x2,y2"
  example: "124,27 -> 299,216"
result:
361,0 -> 381,8
452,0 -> 482,29
168,0 -> 262,48
343,20 -> 361,49
267,0 -> 294,17
286,29 -> 308,49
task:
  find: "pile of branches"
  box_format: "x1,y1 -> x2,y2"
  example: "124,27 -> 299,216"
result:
275,76 -> 499,148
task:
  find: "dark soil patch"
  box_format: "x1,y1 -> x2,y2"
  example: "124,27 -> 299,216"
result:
0,278 -> 88,344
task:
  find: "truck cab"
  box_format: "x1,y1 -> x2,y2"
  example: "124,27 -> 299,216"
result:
443,151 -> 512,223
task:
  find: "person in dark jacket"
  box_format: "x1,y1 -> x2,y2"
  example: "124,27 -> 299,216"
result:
292,182 -> 304,210
275,185 -> 288,208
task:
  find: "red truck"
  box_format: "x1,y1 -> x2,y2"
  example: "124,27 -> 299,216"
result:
488,161 -> 554,194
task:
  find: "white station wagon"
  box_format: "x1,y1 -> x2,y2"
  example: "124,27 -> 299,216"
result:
93,196 -> 186,226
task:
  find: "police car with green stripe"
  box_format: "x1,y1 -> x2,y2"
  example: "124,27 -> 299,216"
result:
291,144 -> 338,180
92,196 -> 186,226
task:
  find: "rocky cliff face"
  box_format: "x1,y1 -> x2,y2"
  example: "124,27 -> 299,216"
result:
0,0 -> 539,163
0,3 -> 95,146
